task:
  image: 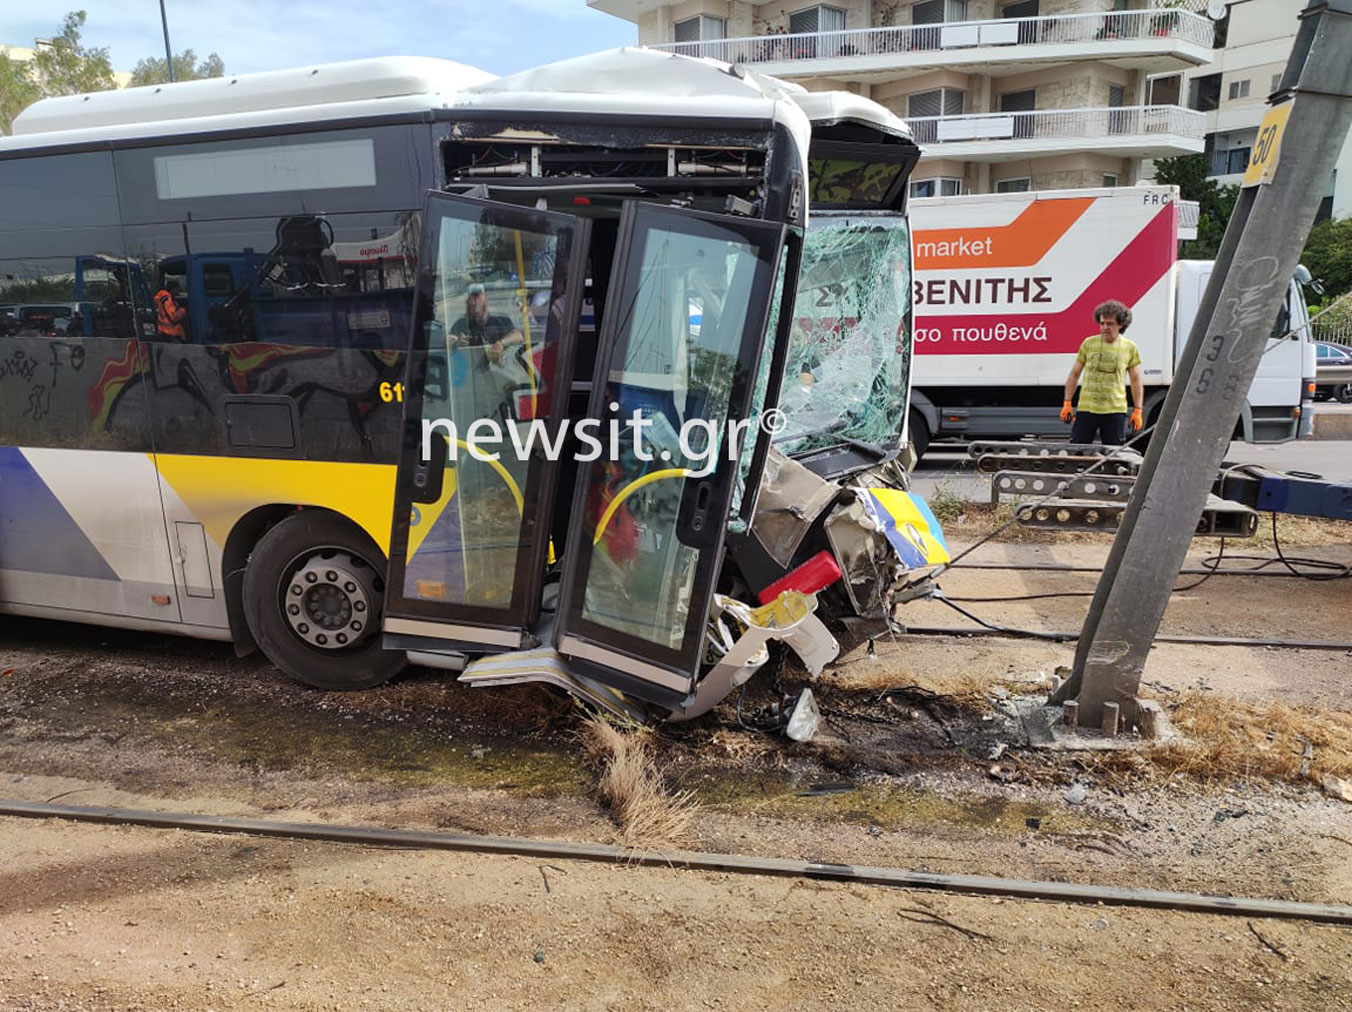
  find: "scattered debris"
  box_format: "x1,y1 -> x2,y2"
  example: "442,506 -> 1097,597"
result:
895,904 -> 994,942
1064,782 -> 1088,805
1320,773 -> 1352,803
1214,807 -> 1251,823
533,950 -> 546,964
538,864 -> 565,894
797,782 -> 856,797
988,763 -> 1018,783
1247,922 -> 1291,961
1025,817 -> 1042,831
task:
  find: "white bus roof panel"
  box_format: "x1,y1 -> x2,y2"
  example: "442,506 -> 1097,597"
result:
788,91 -> 914,142
11,56 -> 495,137
3,49 -> 811,162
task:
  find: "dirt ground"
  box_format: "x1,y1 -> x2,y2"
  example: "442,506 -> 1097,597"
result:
1,529 -> 1350,1010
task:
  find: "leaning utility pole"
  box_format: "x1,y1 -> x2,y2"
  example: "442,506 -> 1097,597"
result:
1056,0 -> 1352,728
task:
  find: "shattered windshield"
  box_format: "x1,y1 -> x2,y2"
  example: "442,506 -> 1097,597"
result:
773,214 -> 912,453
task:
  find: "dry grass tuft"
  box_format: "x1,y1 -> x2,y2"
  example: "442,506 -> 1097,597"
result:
1143,692 -> 1352,783
838,667 -> 1003,704
581,714 -> 698,846
829,643 -> 1012,703
1246,512 -> 1352,549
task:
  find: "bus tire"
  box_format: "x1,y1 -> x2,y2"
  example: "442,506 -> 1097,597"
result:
242,510 -> 405,690
908,408 -> 930,461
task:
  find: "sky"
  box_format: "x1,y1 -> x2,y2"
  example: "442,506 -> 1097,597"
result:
5,1 -> 639,78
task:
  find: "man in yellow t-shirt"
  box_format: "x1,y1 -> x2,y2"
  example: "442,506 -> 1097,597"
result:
1060,299 -> 1144,446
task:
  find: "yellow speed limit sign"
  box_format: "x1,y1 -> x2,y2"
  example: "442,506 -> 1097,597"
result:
1243,103 -> 1293,187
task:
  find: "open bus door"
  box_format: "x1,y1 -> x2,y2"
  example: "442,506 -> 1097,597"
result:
382,191 -> 787,712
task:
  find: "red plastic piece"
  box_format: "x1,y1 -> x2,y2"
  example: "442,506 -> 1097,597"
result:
756,550 -> 842,605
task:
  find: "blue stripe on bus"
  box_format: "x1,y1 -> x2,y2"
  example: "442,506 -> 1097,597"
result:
0,447 -> 120,581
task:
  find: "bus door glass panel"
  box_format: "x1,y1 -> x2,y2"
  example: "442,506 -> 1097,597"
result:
556,203 -> 786,704
384,192 -> 589,647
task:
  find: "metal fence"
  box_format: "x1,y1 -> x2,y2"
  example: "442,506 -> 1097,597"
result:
1312,317 -> 1352,346
905,105 -> 1206,146
655,9 -> 1214,65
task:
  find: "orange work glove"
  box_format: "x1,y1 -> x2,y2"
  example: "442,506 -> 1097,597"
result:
1129,407 -> 1143,432
1059,400 -> 1074,423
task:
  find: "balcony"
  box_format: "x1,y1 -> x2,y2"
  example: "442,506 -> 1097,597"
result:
650,9 -> 1214,83
907,105 -> 1206,161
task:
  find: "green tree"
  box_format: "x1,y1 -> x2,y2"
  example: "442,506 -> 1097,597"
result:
1152,153 -> 1240,259
129,49 -> 225,87
30,10 -> 115,97
1299,216 -> 1352,301
0,51 -> 42,135
0,10 -> 116,135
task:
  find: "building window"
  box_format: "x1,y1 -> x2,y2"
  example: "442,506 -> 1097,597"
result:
1271,73 -> 1282,93
1148,74 -> 1181,106
995,177 -> 1031,193
789,5 -> 846,34
1227,79 -> 1250,101
1213,147 -> 1249,174
906,88 -> 965,142
1189,74 -> 1221,112
907,88 -> 965,118
910,178 -> 962,198
1102,173 -> 1119,187
912,0 -> 968,24
675,15 -> 726,43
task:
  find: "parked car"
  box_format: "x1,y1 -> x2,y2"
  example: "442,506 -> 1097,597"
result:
15,302 -> 94,335
1314,341 -> 1352,403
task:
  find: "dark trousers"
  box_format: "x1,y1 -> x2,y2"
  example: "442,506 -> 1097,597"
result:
1070,411 -> 1127,446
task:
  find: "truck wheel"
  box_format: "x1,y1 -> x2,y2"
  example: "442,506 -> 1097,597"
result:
242,511 -> 405,690
908,409 -> 930,461
1336,383 -> 1352,404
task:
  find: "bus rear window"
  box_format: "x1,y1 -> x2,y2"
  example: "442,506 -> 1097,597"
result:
809,157 -> 905,209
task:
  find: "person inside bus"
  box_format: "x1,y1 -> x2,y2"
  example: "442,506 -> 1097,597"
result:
154,278 -> 189,342
1060,299 -> 1144,446
448,282 -> 522,364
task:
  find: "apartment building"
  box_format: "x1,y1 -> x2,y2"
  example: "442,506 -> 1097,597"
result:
587,0 -> 1216,196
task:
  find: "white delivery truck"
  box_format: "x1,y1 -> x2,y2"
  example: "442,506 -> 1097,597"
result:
905,186 -> 1317,456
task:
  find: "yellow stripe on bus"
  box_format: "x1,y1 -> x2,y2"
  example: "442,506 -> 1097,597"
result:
153,455 -> 398,553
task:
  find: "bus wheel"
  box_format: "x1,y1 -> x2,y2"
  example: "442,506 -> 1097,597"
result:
242,511 -> 405,690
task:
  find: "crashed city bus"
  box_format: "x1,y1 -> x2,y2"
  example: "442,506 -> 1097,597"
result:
0,48 -> 940,728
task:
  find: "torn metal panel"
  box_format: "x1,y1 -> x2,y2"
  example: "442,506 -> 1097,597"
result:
749,446 -> 842,568
458,648 -> 648,723
825,487 -> 949,618
669,590 -> 839,723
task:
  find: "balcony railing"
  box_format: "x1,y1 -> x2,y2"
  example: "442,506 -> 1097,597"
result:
907,105 -> 1205,146
655,9 -> 1213,66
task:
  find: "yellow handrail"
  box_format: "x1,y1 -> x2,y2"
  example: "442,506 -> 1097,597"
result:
592,468 -> 693,545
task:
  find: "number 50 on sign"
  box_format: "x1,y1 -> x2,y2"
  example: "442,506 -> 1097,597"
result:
1243,103 -> 1293,187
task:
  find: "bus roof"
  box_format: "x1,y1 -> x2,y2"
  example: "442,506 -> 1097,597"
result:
10,56 -> 495,138
3,49 -> 816,156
